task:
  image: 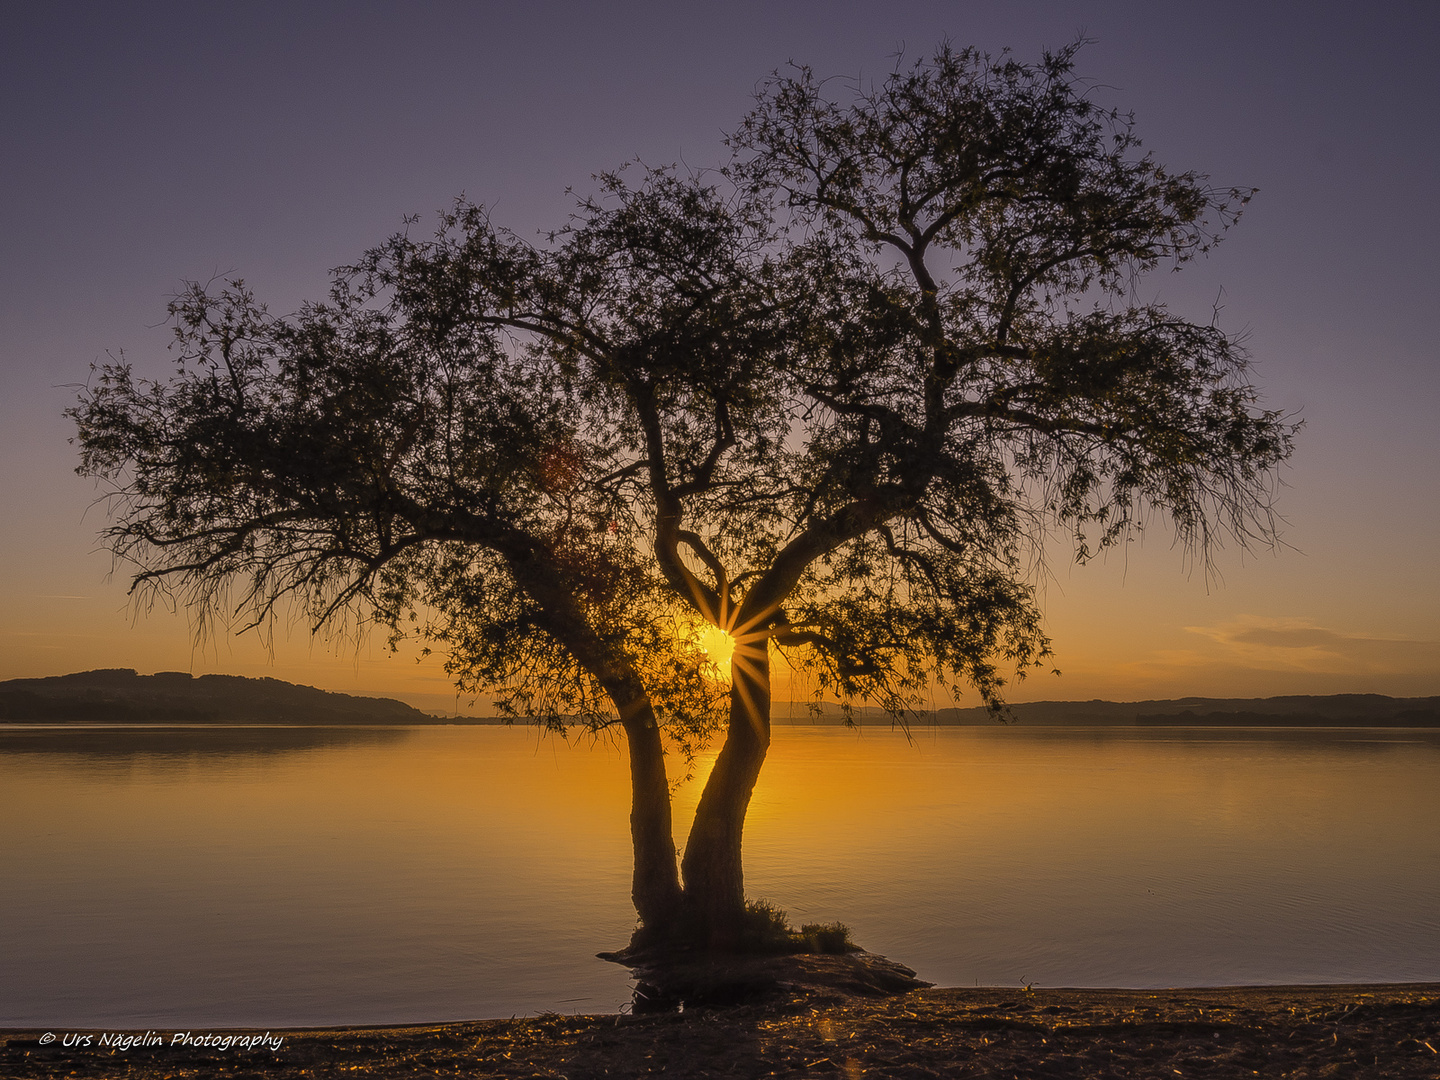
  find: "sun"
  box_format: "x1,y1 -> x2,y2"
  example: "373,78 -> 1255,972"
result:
699,625 -> 736,671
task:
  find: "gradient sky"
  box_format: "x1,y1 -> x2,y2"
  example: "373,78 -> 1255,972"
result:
2,1 -> 1437,711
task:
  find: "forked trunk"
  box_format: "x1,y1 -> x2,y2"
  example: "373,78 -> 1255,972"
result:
615,698 -> 684,934
679,644 -> 772,949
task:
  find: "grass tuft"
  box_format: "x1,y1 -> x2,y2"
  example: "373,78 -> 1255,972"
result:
738,900 -> 859,955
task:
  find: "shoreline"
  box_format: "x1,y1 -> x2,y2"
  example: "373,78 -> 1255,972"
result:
6,983 -> 1438,1078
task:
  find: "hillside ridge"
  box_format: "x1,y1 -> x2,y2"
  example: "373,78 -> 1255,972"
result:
0,668 -> 455,725
4,670 -> 1437,726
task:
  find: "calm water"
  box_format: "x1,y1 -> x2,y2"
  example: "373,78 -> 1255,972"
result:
2,723 -> 1438,1026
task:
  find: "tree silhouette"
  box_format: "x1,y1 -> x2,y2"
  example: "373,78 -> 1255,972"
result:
71,43 -> 1296,952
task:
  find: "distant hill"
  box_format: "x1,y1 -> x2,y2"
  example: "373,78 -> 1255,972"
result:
4,671 -> 1437,727
0,669 -> 466,725
780,695 -> 1440,727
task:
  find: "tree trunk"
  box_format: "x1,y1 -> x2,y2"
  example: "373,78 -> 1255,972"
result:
679,643 -> 772,949
612,690 -> 684,936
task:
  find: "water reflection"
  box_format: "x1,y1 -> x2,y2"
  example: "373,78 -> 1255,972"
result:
1,724 -> 1437,1027
0,724 -> 412,759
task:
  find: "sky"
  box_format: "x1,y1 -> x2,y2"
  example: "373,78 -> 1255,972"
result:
2,1 -> 1437,711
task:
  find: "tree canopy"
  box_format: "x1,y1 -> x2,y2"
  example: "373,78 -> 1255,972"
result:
72,42 -> 1296,950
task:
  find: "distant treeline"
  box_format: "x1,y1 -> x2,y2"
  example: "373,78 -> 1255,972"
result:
783,695 -> 1440,727
1135,709 -> 1440,727
0,669 -> 471,725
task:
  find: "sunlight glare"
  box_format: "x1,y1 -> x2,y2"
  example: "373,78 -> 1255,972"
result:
699,625 -> 736,671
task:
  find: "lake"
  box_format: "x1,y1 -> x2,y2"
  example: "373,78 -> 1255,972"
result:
2,723 -> 1438,1027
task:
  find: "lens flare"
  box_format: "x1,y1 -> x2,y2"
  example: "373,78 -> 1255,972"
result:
699,625 -> 736,670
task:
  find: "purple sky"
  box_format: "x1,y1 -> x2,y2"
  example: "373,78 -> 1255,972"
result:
2,1 -> 1436,708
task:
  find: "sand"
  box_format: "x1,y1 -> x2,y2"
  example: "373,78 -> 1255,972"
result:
5,983 -> 1439,1078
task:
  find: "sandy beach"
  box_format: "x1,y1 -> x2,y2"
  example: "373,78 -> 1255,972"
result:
5,983 -> 1438,1078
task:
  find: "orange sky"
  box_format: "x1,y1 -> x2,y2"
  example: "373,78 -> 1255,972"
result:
6,503 -> 1436,714
2,4 -> 1437,709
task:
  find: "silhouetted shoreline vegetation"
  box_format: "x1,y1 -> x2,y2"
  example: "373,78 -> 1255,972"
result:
892,695 -> 1440,727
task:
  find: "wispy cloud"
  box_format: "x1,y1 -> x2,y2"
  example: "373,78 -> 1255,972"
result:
1183,616 -> 1438,675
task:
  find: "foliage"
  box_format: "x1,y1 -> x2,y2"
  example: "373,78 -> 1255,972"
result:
696,41 -> 1296,714
69,262 -> 729,748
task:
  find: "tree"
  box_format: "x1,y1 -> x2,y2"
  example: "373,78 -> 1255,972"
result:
72,42 -> 1296,954
641,42 -> 1299,939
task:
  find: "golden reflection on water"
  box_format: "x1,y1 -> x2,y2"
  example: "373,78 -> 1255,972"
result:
678,726 -> 1417,858
2,724 -> 1439,1026
691,726 -> 1440,989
